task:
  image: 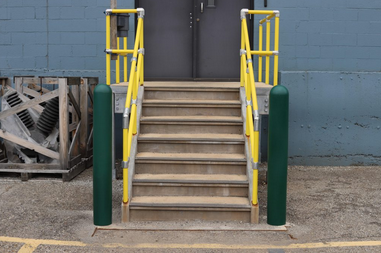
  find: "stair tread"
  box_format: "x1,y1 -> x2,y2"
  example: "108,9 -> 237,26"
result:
143,99 -> 240,105
136,152 -> 246,162
134,174 -> 248,183
141,116 -> 243,123
138,133 -> 244,142
130,196 -> 250,208
144,81 -> 240,89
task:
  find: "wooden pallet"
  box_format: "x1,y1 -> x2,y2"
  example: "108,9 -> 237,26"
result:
0,156 -> 92,181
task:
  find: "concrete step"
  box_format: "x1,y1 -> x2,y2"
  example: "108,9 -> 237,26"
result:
143,83 -> 240,101
138,133 -> 244,142
137,142 -> 244,154
133,183 -> 248,197
134,173 -> 248,184
137,134 -> 244,154
135,161 -> 246,175
140,121 -> 243,135
129,196 -> 251,222
143,99 -> 240,105
142,102 -> 241,117
135,152 -> 246,162
133,174 -> 248,197
140,115 -> 243,123
144,89 -> 240,101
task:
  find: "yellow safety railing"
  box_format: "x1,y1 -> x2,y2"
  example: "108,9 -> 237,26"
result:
240,9 -> 280,206
105,8 -> 145,204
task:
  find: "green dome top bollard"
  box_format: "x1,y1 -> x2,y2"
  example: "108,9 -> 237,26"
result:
267,85 -> 289,226
93,84 -> 112,226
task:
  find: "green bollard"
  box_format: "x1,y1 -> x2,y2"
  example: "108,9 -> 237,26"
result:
93,84 -> 112,226
267,85 -> 289,226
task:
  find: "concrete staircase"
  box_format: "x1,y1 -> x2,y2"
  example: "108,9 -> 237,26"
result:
129,82 -> 252,222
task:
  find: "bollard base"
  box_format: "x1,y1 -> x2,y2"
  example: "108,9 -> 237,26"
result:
121,202 -> 130,223
250,204 -> 259,224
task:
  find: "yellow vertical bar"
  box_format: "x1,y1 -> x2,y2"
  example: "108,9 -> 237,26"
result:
273,16 -> 280,86
252,131 -> 259,205
265,20 -> 270,85
123,168 -> 128,203
123,127 -> 128,203
240,22 -> 244,87
106,15 -> 111,85
258,24 -> 263,82
140,19 -> 144,86
124,37 -> 127,82
116,37 -> 120,84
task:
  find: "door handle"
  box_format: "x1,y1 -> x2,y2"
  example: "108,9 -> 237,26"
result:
201,2 -> 204,13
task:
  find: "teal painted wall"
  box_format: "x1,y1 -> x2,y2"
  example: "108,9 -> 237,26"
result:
253,0 -> 381,165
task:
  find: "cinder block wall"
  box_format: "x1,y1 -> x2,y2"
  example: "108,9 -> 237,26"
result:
254,0 -> 381,165
0,0 -> 134,83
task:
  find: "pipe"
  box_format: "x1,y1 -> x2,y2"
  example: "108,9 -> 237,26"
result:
106,15 -> 111,85
265,20 -> 270,84
248,10 -> 275,15
106,9 -> 138,14
124,38 -> 128,82
258,25 -> 263,82
116,37 -> 120,84
273,16 -> 280,86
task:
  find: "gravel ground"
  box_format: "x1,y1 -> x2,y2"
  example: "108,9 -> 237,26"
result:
0,166 -> 380,252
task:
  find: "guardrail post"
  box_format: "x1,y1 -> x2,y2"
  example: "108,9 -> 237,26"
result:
93,84 -> 113,226
267,85 -> 289,226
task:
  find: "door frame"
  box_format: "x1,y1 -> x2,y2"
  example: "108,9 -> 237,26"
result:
135,0 -> 254,81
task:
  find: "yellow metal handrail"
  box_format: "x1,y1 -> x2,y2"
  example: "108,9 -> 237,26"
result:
105,8 -> 145,204
240,9 -> 280,206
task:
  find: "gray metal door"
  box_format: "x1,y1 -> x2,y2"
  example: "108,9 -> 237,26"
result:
140,0 -> 194,79
138,0 -> 251,80
195,0 -> 250,80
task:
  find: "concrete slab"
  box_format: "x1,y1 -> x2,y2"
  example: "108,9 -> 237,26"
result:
0,166 -> 380,252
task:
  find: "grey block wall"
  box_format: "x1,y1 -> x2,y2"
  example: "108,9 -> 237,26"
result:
0,0 -> 135,83
254,0 -> 381,165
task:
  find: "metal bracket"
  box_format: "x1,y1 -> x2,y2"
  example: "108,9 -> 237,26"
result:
105,9 -> 112,14
251,158 -> 258,170
267,19 -> 271,23
273,51 -> 279,55
246,59 -> 252,64
137,8 -> 145,19
274,10 -> 280,18
131,57 -> 137,62
105,49 -> 113,54
131,99 -> 137,105
253,110 -> 260,131
240,8 -> 248,20
246,100 -> 252,107
123,108 -> 130,129
240,49 -> 247,56
138,48 -> 145,55
122,159 -> 129,168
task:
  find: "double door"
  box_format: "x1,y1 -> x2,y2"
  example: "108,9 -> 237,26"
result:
139,0 -> 252,80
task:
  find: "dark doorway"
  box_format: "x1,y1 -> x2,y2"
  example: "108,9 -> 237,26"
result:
137,0 -> 253,80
